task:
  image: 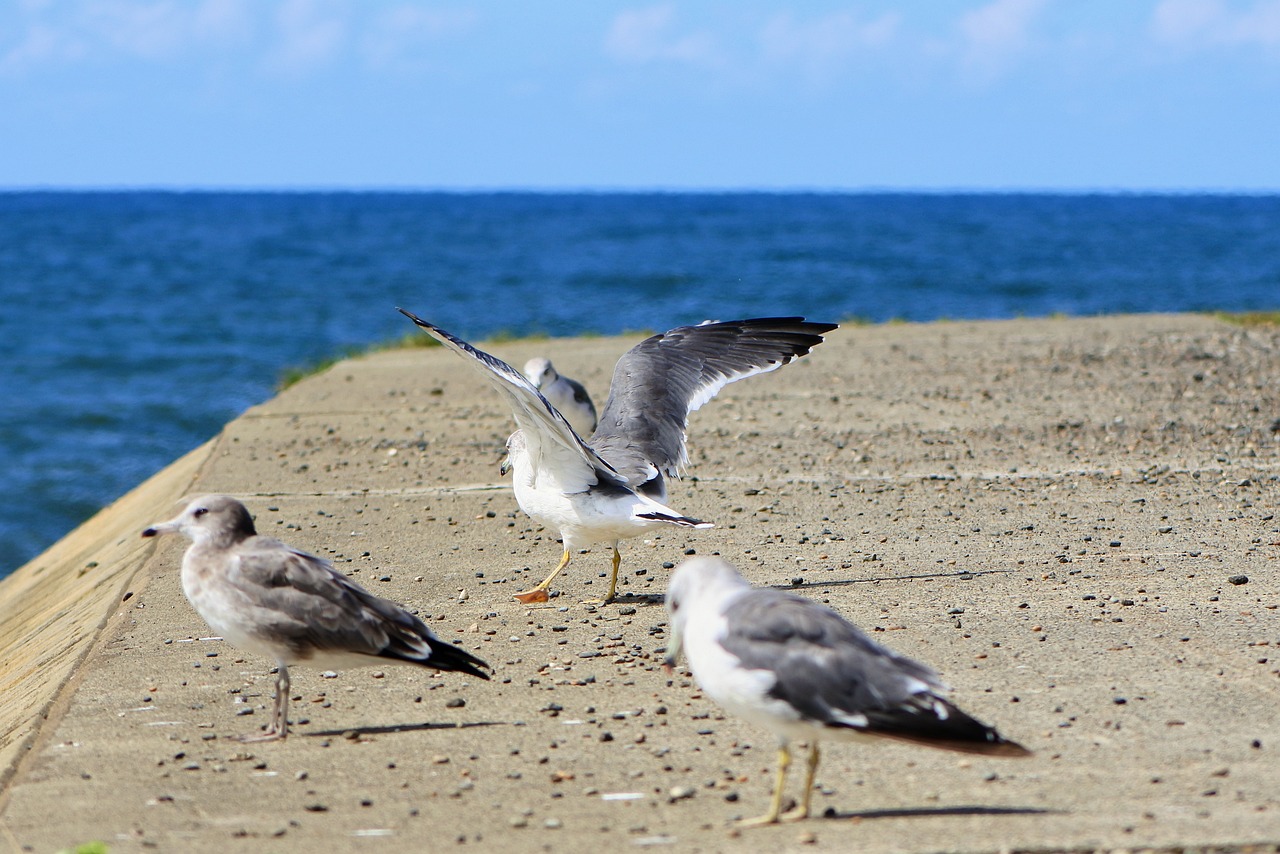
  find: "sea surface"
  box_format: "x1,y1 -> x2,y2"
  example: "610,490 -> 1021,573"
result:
3,191 -> 1279,577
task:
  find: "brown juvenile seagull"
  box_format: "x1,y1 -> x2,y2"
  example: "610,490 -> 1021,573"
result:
398,309 -> 838,604
142,495 -> 490,741
665,557 -> 1031,826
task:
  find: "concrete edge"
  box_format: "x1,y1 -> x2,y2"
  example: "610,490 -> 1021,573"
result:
0,437 -> 218,798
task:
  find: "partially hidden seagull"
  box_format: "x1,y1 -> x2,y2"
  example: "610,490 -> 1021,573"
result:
398,309 -> 837,604
142,495 -> 491,741
523,357 -> 598,437
664,557 -> 1030,826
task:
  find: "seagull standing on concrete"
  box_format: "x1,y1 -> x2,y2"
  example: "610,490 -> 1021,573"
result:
142,495 -> 491,741
523,357 -> 598,437
664,557 -> 1030,826
398,309 -> 837,604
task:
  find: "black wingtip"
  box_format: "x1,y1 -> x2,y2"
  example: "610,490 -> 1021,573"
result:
429,641 -> 493,681
396,306 -> 430,328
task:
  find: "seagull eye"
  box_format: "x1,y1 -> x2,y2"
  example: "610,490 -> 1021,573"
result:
193,507 -> 208,518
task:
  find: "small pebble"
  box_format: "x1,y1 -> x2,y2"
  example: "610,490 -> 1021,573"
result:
667,785 -> 695,802
1228,575 -> 1249,585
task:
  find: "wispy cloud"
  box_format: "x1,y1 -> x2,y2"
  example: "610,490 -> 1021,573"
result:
359,5 -> 477,69
1,0 -> 253,72
1150,0 -> 1280,50
263,0 -> 347,75
758,9 -> 899,82
1,22 -> 83,72
956,0 -> 1047,80
603,5 -> 722,67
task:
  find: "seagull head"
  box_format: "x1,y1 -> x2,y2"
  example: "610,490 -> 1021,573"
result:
500,429 -> 528,477
663,556 -> 753,672
522,357 -> 557,389
142,494 -> 257,548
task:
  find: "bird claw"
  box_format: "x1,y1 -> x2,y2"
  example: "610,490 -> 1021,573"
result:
237,728 -> 286,743
735,814 -> 780,828
778,805 -> 809,823
513,587 -> 551,604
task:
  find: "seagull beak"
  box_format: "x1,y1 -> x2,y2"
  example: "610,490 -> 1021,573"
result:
662,631 -> 682,674
141,518 -> 179,538
499,456 -> 511,477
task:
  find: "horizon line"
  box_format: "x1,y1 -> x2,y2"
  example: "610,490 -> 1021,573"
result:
2,183 -> 1280,196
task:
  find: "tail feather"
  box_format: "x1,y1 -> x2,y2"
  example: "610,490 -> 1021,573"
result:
853,697 -> 1030,757
636,511 -> 714,529
383,631 -> 492,680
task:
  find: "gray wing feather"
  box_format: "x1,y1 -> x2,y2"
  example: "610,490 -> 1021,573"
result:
723,590 -> 1027,754
398,309 -> 621,493
722,589 -> 944,722
591,318 -> 837,487
229,538 -> 489,678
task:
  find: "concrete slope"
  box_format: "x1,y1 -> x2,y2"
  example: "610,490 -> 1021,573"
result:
0,441 -> 212,792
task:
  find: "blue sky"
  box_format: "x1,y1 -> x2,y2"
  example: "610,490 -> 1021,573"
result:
2,0 -> 1279,190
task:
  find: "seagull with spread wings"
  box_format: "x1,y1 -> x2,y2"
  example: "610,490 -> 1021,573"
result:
398,309 -> 837,604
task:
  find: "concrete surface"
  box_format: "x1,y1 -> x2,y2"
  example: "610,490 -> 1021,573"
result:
0,314 -> 1277,853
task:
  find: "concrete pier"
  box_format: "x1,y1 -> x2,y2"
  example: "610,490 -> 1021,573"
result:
1,315 -> 1277,852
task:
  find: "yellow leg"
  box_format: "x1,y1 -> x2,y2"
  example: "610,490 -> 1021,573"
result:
738,744 -> 791,827
604,545 -> 621,602
513,549 -> 571,604
780,742 -> 819,821
584,544 -> 623,604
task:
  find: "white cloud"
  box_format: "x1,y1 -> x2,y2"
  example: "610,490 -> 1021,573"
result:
603,4 -> 722,67
758,9 -> 899,80
1,23 -> 83,73
360,5 -> 478,69
79,1 -> 197,59
957,0 -> 1046,79
1151,0 -> 1280,49
1,0 -> 253,72
264,0 -> 347,75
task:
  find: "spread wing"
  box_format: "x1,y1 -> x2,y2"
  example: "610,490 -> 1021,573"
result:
398,308 -> 622,494
591,318 -> 837,487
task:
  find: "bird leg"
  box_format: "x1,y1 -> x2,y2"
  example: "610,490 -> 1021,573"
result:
513,549 -> 571,604
239,665 -> 290,742
585,545 -> 623,605
779,742 -> 819,822
738,744 -> 792,827
606,545 -> 621,602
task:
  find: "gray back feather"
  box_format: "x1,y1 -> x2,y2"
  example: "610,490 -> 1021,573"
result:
721,589 -> 944,723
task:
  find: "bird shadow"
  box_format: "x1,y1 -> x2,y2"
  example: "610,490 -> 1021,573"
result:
302,720 -> 509,738
604,592 -> 666,606
821,804 -> 1059,821
777,568 -> 1013,593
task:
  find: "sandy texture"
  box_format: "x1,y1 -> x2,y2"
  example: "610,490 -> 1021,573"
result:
1,314 -> 1278,853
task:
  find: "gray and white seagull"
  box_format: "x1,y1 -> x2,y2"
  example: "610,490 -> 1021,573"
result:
142,495 -> 491,741
398,309 -> 837,604
523,357 -> 598,437
664,557 -> 1030,826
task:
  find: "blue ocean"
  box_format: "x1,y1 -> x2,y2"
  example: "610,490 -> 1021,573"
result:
3,191 -> 1279,577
